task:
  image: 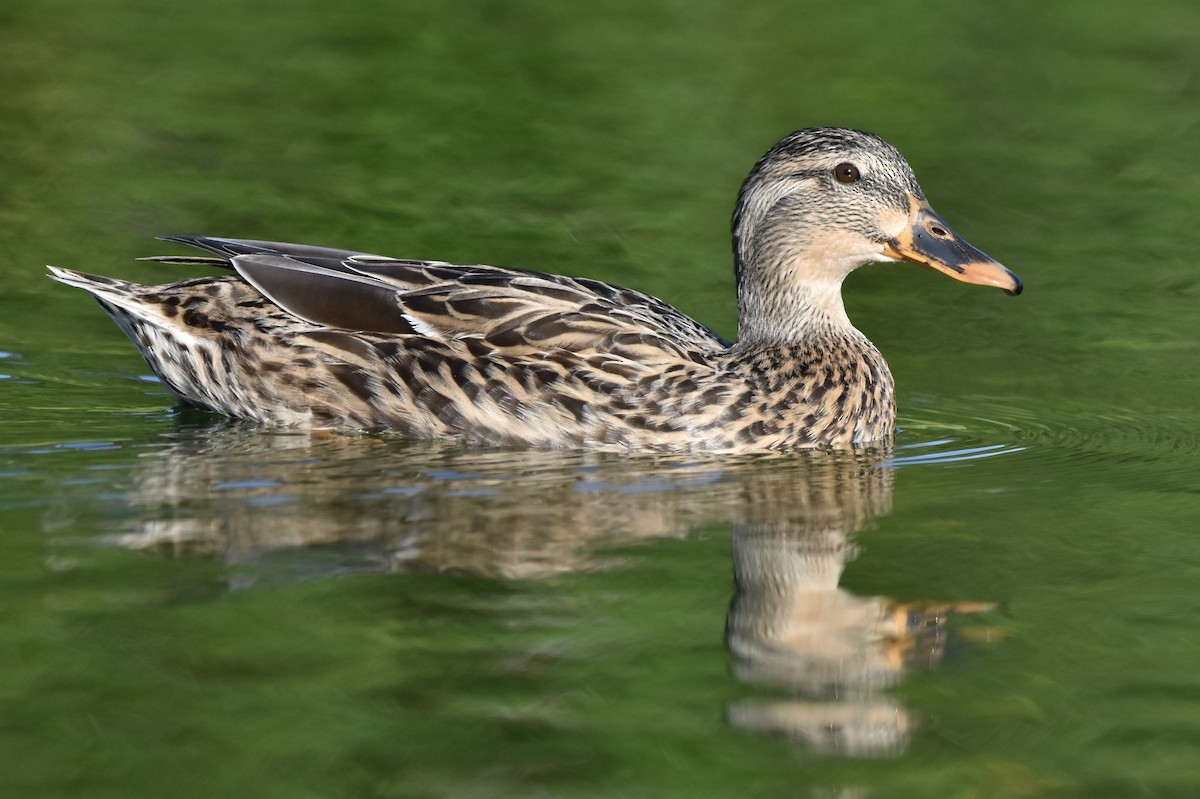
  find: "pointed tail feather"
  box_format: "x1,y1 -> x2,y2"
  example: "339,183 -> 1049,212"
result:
47,265 -> 135,294
47,266 -> 170,332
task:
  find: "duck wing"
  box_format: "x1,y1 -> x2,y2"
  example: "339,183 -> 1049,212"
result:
159,237 -> 730,363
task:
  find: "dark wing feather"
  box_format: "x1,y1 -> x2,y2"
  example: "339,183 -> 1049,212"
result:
160,236 -> 389,262
231,255 -> 418,334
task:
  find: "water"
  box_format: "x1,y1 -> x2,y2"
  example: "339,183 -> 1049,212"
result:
3,0 -> 1200,796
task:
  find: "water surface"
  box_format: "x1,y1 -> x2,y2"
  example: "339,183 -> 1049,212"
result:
3,1 -> 1200,797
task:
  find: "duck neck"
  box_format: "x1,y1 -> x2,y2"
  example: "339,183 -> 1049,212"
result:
733,255 -> 858,347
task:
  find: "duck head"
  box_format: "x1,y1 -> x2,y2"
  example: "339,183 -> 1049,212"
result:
732,128 -> 1020,342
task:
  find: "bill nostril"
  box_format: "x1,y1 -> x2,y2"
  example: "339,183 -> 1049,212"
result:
929,224 -> 949,237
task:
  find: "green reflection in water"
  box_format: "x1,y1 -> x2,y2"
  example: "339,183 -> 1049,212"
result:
3,0 -> 1200,797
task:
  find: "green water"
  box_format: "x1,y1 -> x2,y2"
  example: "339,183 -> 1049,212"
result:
3,0 -> 1200,796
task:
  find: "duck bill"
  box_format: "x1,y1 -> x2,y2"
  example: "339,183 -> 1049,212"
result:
882,197 -> 1022,296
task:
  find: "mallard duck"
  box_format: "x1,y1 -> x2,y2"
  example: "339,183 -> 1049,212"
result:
50,128 -> 1020,452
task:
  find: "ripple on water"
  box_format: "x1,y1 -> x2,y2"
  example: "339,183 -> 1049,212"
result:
901,394 -> 1200,476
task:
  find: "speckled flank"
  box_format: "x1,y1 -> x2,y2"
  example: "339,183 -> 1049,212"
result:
49,127 -> 1012,452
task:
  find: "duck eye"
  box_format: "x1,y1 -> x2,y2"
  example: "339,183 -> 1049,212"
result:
834,163 -> 861,184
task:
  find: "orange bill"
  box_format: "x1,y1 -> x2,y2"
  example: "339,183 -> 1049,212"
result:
882,195 -> 1022,296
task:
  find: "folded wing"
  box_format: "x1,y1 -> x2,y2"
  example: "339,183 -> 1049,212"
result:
159,236 -> 729,364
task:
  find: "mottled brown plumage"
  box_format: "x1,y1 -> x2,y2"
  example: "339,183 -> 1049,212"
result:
50,128 -> 1020,452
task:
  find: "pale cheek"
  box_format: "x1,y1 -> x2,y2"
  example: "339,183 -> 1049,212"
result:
878,206 -> 910,240
803,229 -> 885,276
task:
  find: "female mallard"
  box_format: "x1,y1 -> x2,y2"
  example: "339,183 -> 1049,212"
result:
51,128 -> 1020,452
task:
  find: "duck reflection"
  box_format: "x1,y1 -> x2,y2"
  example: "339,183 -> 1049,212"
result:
116,421 -> 728,579
724,453 -> 992,755
114,419 -> 993,755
